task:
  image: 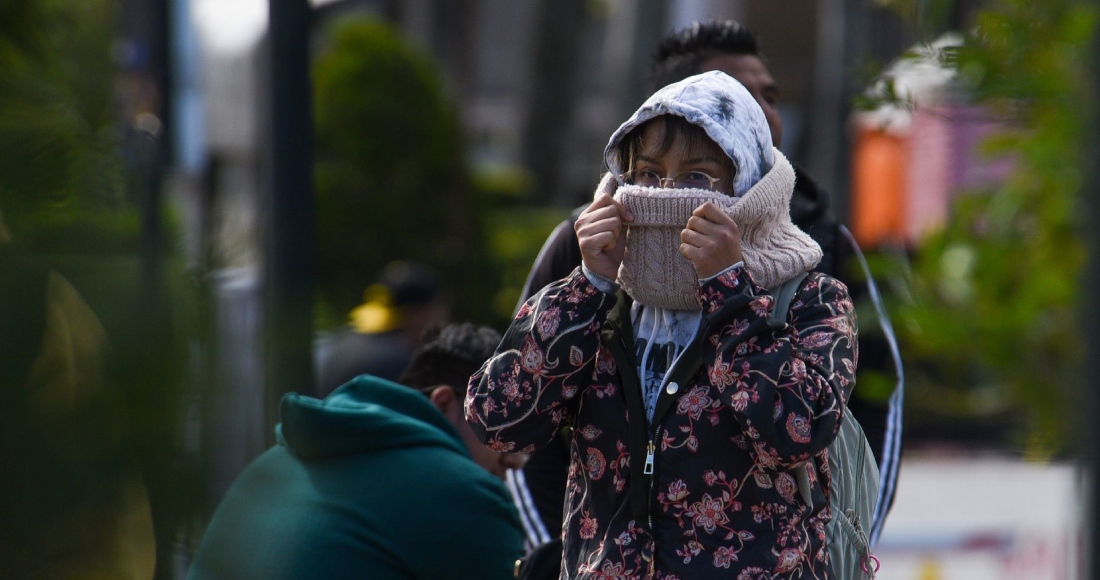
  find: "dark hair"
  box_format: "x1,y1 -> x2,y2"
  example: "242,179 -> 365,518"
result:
617,115 -> 736,193
648,20 -> 763,92
397,322 -> 501,398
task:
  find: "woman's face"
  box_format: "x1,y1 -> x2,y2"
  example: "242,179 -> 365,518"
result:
626,117 -> 735,196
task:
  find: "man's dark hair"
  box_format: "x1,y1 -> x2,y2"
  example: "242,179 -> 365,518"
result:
648,20 -> 763,92
397,322 -> 501,398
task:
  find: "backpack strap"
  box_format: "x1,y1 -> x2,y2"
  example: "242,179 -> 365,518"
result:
771,271 -> 809,325
769,272 -> 818,508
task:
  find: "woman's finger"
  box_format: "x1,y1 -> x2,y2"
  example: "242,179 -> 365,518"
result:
679,228 -> 710,249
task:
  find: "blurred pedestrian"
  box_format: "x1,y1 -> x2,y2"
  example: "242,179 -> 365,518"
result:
315,260 -> 447,396
469,71 -> 855,577
510,19 -> 904,553
188,322 -> 525,579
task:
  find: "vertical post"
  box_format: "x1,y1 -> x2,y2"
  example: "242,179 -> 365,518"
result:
1086,3 -> 1100,576
807,0 -> 866,224
1088,4 -> 1100,574
522,0 -> 588,204
266,0 -> 315,434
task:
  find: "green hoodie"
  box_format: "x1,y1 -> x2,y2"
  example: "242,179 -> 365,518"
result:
188,375 -> 524,579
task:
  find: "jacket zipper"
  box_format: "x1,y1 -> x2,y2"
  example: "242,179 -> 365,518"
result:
641,318 -> 706,533
644,434 -> 658,529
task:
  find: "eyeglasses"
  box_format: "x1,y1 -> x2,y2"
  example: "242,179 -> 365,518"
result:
624,169 -> 724,191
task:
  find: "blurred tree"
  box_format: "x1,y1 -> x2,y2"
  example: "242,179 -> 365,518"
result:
0,0 -> 125,220
872,0 -> 1096,455
0,2 -> 195,577
313,17 -> 495,326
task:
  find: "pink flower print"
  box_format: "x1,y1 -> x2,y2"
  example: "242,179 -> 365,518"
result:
578,424 -> 603,441
676,540 -> 703,564
774,547 -> 803,574
826,314 -> 852,336
592,382 -> 617,399
786,413 -> 812,444
730,388 -> 753,412
562,383 -> 578,399
703,470 -> 718,486
594,560 -> 625,580
569,345 -> 584,367
579,511 -> 598,539
665,479 -> 689,502
614,530 -> 632,546
713,546 -> 737,568
790,357 -> 807,380
737,567 -> 768,580
689,494 -> 729,534
520,336 -> 544,374
753,444 -> 782,469
501,377 -> 524,403
753,472 -> 773,489
708,359 -> 736,390
595,347 -> 617,374
516,302 -> 533,318
676,386 -> 712,420
486,438 -> 515,452
717,268 -> 740,288
775,472 -> 798,503
800,331 -> 833,349
736,337 -> 761,356
536,307 -> 561,339
586,447 -> 607,480
750,296 -> 771,318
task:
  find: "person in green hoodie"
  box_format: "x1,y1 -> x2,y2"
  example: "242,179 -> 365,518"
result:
188,323 -> 526,579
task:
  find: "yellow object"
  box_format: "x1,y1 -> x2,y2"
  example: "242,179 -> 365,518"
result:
918,558 -> 943,580
349,283 -> 407,334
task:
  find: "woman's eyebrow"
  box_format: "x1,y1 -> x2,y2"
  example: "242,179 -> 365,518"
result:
681,156 -> 724,165
635,154 -> 661,165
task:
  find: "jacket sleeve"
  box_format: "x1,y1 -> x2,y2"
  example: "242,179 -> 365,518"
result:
698,268 -> 856,469
467,267 -> 616,454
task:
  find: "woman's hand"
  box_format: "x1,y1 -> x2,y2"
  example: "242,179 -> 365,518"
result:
576,192 -> 634,280
680,201 -> 742,279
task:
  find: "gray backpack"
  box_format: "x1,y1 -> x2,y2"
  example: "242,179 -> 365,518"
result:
772,272 -> 880,580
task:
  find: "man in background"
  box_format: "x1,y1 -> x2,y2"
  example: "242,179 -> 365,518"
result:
314,260 -> 447,396
188,323 -> 525,579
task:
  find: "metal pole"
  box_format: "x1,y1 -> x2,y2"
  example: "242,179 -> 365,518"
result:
1086,2 -> 1100,575
266,0 -> 315,434
522,0 -> 587,204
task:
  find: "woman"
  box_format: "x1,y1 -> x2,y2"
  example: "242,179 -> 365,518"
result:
467,71 -> 856,579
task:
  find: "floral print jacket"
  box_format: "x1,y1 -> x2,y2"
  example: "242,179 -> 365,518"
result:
467,266 -> 856,579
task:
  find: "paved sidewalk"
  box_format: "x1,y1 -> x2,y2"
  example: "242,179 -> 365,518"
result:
873,452 -> 1083,580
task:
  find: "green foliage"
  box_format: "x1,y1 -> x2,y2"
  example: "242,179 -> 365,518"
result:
0,0 -> 124,217
0,1 -> 196,572
483,206 -> 572,320
881,0 -> 1096,454
313,17 -> 476,325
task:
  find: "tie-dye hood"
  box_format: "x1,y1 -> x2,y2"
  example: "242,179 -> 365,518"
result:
604,70 -> 774,197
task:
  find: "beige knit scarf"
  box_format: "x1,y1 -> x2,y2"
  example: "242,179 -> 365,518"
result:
611,149 -> 822,310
